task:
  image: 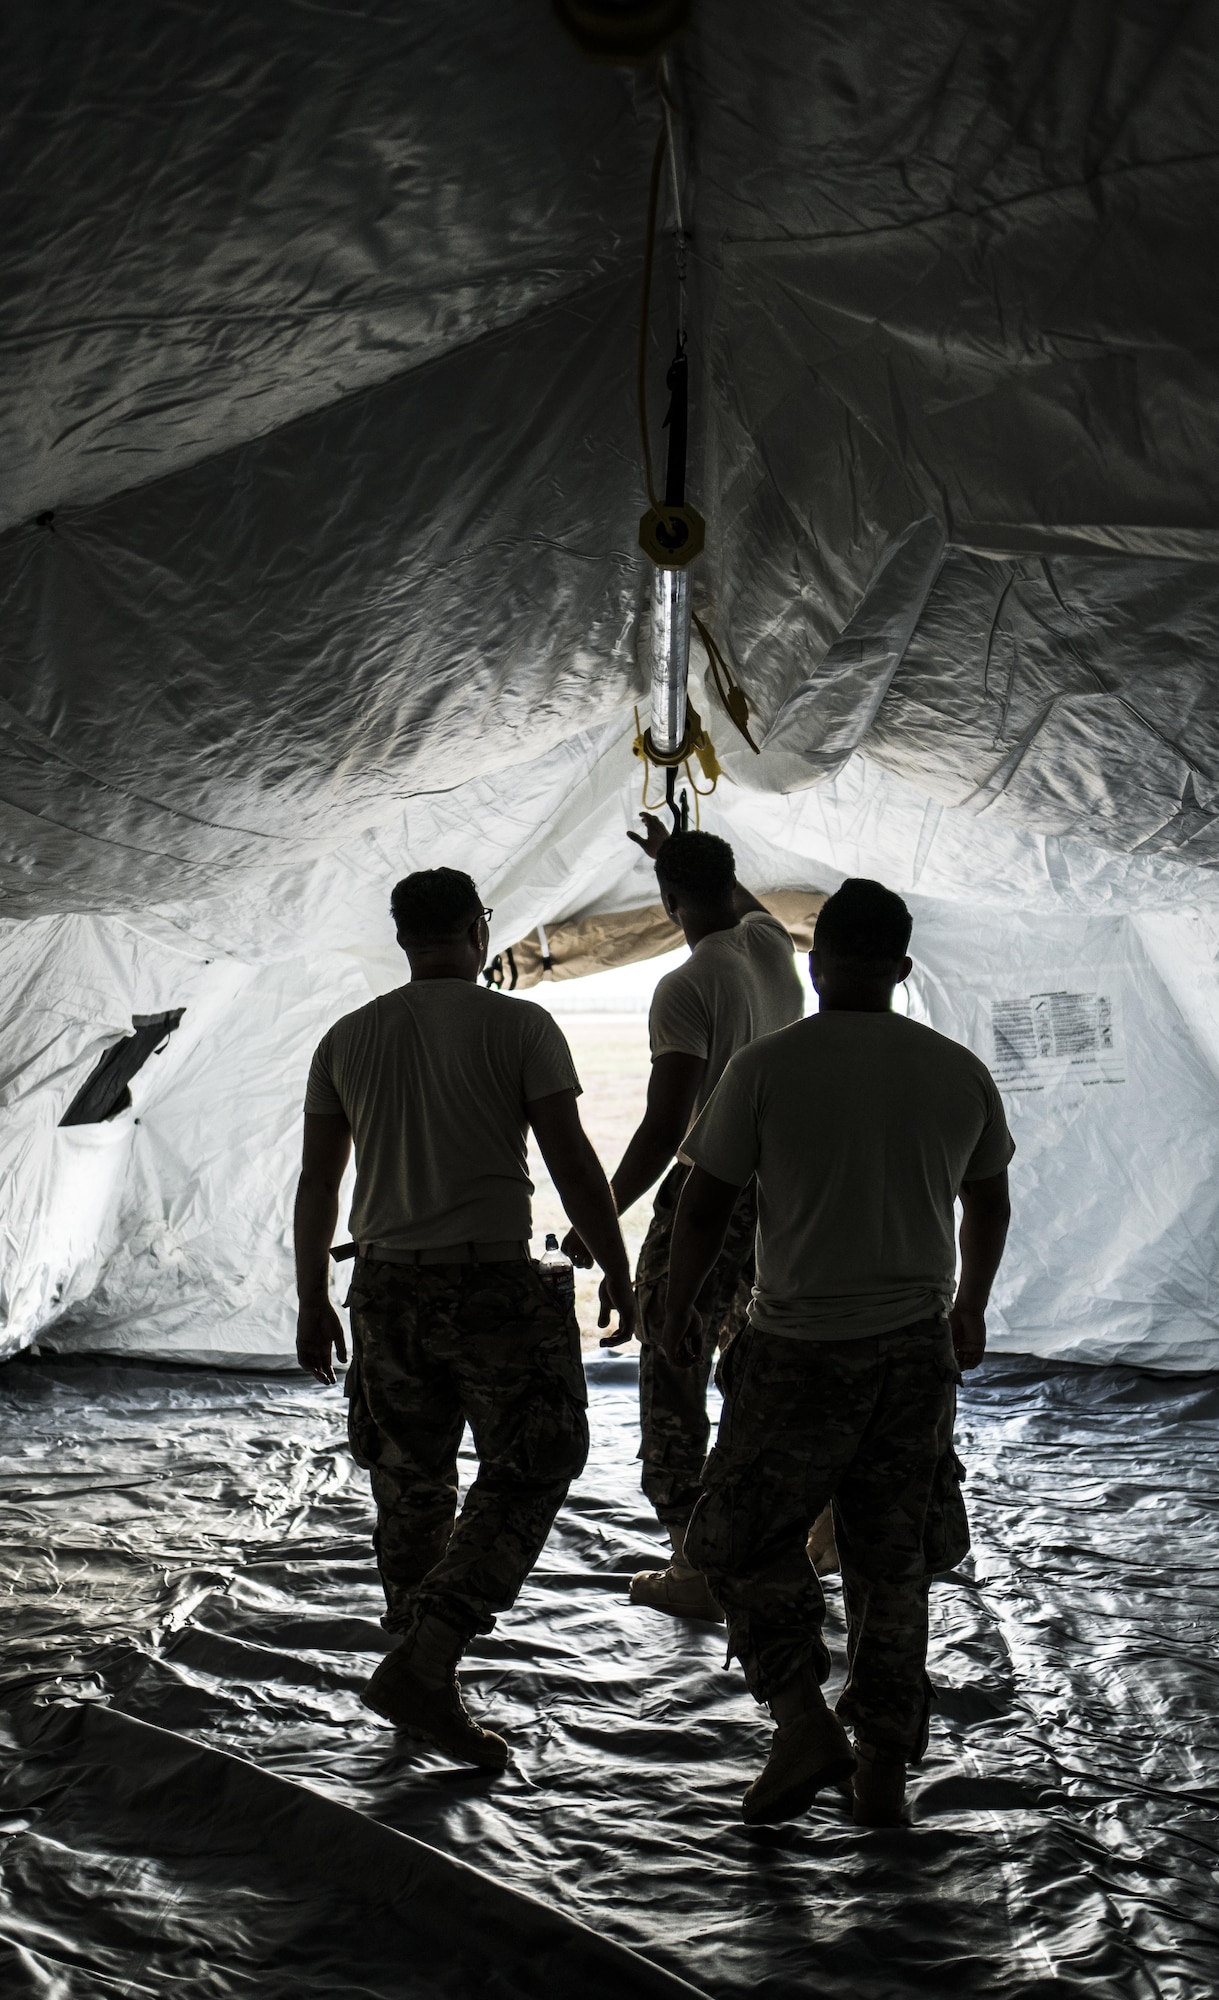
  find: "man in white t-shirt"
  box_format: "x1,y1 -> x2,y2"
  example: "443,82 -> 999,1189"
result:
664,879 -> 1013,1829
564,816 -> 804,1620
295,868 -> 633,1772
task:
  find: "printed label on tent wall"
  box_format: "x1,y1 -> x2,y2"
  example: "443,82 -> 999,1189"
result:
990,987 -> 1126,1092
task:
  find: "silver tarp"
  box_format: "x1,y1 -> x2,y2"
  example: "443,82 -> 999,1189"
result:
3,4 -> 1217,904
2,1353 -> 1217,1995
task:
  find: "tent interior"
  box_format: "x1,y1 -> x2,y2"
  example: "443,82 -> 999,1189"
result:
2,3 -> 1218,1994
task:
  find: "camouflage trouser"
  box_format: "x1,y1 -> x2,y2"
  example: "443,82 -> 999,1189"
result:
636,1163 -> 757,1531
345,1256 -> 589,1640
685,1315 -> 963,1760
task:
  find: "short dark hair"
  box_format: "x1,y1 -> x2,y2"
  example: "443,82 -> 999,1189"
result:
655,830 -> 736,906
390,867 -> 482,945
813,878 -> 912,962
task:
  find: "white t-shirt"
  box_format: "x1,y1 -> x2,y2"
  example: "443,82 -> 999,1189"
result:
684,1010 -> 1014,1340
304,982 -> 580,1251
648,911 -> 805,1146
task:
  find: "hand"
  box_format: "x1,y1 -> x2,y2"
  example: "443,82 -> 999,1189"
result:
598,1275 -> 637,1349
296,1298 -> 348,1385
626,811 -> 671,862
949,1302 -> 986,1371
561,1226 -> 593,1270
661,1304 -> 704,1369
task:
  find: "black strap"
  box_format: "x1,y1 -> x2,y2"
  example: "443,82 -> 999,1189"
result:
330,1242 -> 358,1263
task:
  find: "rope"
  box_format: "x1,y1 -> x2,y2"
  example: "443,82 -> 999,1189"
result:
633,708 -> 669,809
632,701 -> 722,797
692,608 -> 761,754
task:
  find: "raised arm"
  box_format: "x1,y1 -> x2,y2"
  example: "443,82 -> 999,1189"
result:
560,1049 -> 703,1279
609,1051 -> 705,1218
294,1111 -> 353,1385
629,810 -> 767,919
953,1168 -> 1011,1370
527,1089 -> 635,1344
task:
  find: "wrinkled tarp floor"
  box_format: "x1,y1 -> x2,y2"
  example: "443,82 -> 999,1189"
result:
1,1354 -> 1217,1999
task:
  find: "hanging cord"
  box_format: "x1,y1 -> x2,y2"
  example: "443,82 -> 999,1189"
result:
683,755 -> 718,802
638,67 -> 692,512
636,114 -> 669,511
658,55 -> 687,347
692,608 -> 760,753
633,706 -> 671,811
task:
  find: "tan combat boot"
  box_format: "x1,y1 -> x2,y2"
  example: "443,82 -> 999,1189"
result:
360,1613 -> 509,1771
806,1504 -> 840,1577
741,1668 -> 856,1824
851,1740 -> 907,1827
629,1522 -> 725,1623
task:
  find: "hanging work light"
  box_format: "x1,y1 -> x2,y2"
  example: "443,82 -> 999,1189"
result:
638,341 -> 704,765
628,63 -> 757,822
646,564 -> 690,758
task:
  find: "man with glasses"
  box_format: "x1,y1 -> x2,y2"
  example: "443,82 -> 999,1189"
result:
294,867 -> 633,1771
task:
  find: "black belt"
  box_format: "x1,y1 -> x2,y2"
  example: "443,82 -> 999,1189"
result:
331,1239 -> 528,1266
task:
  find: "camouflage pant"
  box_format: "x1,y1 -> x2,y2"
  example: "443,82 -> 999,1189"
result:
345,1256 -> 589,1640
685,1315 -> 963,1759
636,1163 -> 757,1530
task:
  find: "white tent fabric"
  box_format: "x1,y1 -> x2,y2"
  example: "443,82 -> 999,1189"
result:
2,2 -> 1219,1369
7,729 -> 1219,1370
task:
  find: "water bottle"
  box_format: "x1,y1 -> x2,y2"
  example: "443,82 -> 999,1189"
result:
537,1231 -> 575,1303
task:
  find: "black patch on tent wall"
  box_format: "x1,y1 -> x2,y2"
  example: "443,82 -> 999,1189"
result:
59,1010 -> 185,1127
554,0 -> 692,64
482,949 -> 518,991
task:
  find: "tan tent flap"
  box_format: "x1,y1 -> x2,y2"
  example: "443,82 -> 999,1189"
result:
506,891 -> 828,989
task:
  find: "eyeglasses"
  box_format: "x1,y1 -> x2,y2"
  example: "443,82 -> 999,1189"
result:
481,908 -> 493,925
